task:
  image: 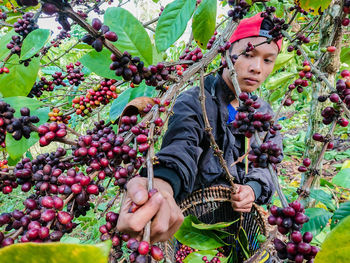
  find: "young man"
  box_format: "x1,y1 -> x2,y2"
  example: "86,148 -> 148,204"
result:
117,13 -> 282,244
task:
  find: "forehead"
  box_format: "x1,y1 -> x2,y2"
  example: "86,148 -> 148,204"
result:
232,36 -> 279,56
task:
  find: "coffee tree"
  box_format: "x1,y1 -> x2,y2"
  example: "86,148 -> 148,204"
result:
0,0 -> 350,262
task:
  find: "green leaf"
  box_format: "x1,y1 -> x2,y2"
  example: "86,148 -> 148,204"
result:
104,7 -> 153,66
0,241 -> 112,263
0,56 -> 40,97
192,0 -> 217,49
174,215 -> 225,250
302,208 -> 333,236
237,227 -> 250,259
272,53 -> 295,73
332,168 -> 350,188
109,84 -> 158,122
0,30 -> 16,61
41,66 -> 63,75
192,219 -> 238,230
310,189 -> 336,211
5,107 -> 49,160
20,29 -> 50,60
331,201 -> 350,229
155,0 -> 196,52
269,89 -> 283,102
341,47 -> 350,65
265,71 -> 296,90
298,0 -> 332,13
80,49 -> 117,80
184,250 -> 218,263
314,215 -> 350,263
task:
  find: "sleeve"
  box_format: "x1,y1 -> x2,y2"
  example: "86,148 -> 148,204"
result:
242,100 -> 283,205
153,89 -> 206,200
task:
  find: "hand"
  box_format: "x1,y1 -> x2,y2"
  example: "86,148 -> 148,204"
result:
117,177 -> 184,244
231,184 -> 255,212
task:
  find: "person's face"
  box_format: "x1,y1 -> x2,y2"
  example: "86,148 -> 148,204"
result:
222,36 -> 279,95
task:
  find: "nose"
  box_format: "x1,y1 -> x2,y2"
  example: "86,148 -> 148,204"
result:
248,57 -> 262,75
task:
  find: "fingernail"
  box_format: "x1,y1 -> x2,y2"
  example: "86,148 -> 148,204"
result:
134,191 -> 144,203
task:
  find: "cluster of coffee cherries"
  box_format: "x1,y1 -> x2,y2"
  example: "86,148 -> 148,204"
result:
206,31 -> 217,50
287,32 -> 311,56
28,77 -> 56,98
48,108 -> 71,124
14,12 -> 39,38
82,18 -> 118,52
0,103 -> 39,143
179,47 -> 203,62
110,50 -> 176,86
297,158 -> 312,173
227,0 -> 249,21
15,0 -> 38,6
126,238 -> 164,262
201,249 -> 225,263
233,92 -> 281,138
15,147 -> 71,194
175,244 -> 199,263
72,79 -> 119,116
343,0 -> 350,26
72,121 -> 145,187
0,12 -> 7,21
0,67 -> 9,75
312,132 -> 334,150
333,70 -> 350,110
218,41 -> 232,55
248,140 -> 283,168
0,195 -> 76,247
7,35 -> 23,56
38,122 -> 67,146
66,62 -> 84,86
0,167 -> 15,194
269,201 -> 318,263
293,61 -> 313,93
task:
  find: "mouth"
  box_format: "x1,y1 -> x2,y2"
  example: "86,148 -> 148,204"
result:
243,78 -> 259,85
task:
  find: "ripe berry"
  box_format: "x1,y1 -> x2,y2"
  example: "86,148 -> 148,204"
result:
291,231 -> 303,243
297,242 -> 311,255
342,18 -> 350,26
341,69 -> 350,78
57,211 -> 72,225
312,133 -> 324,142
104,31 -> 118,42
303,232 -> 313,243
87,184 -> 99,195
303,158 -> 311,167
327,46 -> 336,52
151,245 -> 164,261
138,241 -> 150,255
338,118 -> 349,127
92,18 -> 102,31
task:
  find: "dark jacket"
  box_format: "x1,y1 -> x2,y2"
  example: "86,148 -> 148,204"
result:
148,74 -> 282,205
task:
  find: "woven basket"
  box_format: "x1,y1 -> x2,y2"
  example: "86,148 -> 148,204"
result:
164,185 -> 267,262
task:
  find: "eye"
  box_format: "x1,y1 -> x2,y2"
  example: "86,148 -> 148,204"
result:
264,58 -> 273,63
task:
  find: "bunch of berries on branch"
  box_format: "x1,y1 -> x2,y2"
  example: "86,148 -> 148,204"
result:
66,62 -> 84,86
206,31 -> 217,50
0,103 -> 39,145
125,237 -> 164,262
72,79 -> 120,116
28,77 -> 56,98
227,0 -> 250,20
248,141 -> 283,169
269,201 -> 319,263
343,0 -> 350,26
14,12 -> 39,38
72,120 -> 145,187
0,12 -> 7,21
82,18 -> 118,52
48,108 -> 71,124
233,92 -> 282,138
179,47 -> 203,62
38,122 -> 67,146
110,51 -> 175,86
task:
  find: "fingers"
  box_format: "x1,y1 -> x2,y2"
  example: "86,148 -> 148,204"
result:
117,192 -> 163,234
150,192 -> 184,243
231,185 -> 255,212
126,177 -> 149,205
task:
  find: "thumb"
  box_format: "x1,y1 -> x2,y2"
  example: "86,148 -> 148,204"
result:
127,177 -> 149,205
232,184 -> 242,195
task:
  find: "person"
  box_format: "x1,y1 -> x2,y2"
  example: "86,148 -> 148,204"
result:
117,13 -> 283,244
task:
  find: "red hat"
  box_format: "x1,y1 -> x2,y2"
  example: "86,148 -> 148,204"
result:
229,12 -> 282,52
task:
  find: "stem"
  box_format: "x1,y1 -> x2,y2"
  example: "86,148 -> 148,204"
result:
199,69 -> 236,191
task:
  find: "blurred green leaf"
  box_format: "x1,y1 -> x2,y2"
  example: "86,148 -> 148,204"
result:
332,168 -> 350,188
192,0 -> 217,49
302,208 -> 333,236
20,29 -> 50,60
155,0 -> 196,52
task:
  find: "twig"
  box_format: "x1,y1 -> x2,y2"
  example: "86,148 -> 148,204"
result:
199,68 -> 236,191
41,40 -> 81,67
